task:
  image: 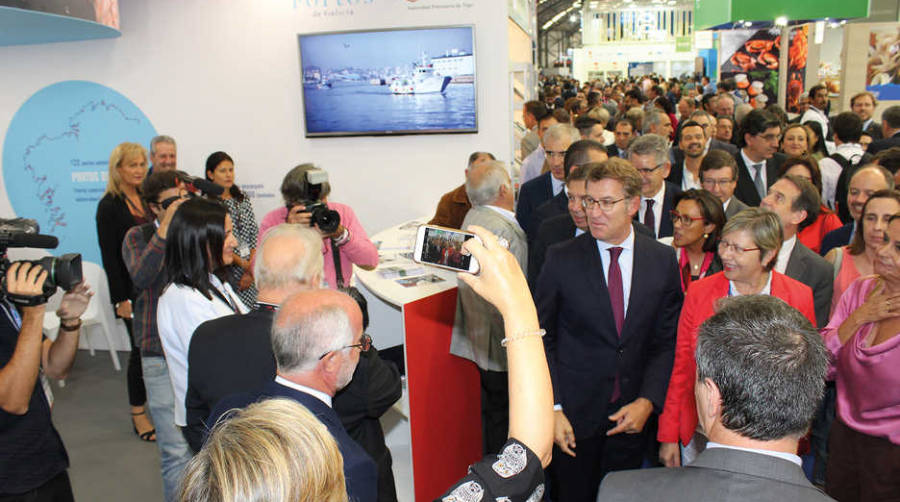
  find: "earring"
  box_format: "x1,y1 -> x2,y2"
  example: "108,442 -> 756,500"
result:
703,233 -> 709,239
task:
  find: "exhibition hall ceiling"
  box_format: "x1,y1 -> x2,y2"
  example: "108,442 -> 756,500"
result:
539,0 -> 694,33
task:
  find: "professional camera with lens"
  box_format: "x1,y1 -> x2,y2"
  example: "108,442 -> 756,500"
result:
284,168 -> 341,234
0,218 -> 83,306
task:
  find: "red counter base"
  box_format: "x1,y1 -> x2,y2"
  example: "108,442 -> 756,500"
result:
404,289 -> 482,501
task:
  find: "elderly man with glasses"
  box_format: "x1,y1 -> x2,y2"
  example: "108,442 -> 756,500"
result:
536,158 -> 683,502
630,134 -> 683,238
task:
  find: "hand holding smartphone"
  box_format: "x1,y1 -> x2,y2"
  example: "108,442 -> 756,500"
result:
413,225 -> 481,274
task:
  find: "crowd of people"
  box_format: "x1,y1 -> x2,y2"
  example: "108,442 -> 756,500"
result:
2,71 -> 900,502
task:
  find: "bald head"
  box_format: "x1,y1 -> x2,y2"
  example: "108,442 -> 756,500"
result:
270,289 -> 362,375
848,165 -> 895,220
254,224 -> 324,296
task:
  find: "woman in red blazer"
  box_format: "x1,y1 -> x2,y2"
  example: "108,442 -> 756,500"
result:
658,208 -> 816,467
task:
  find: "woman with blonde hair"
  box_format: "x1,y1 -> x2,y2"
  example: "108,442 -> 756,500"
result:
95,141 -> 155,441
179,398 -> 347,502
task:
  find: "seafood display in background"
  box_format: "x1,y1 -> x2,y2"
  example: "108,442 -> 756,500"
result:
726,32 -> 780,72
785,25 -> 809,114
867,27 -> 900,86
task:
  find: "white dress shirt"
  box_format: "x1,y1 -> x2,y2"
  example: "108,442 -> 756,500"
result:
640,184 -> 666,237
595,228 -> 635,310
723,197 -> 735,213
681,166 -> 700,191
801,106 -> 830,138
774,234 -> 797,275
157,274 -> 248,425
519,145 -> 546,185
706,441 -> 802,467
818,142 -> 864,209
740,149 -> 768,191
550,174 -> 565,196
274,375 -> 333,407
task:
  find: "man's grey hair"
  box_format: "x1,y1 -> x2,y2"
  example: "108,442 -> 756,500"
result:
642,110 -> 667,134
690,110 -> 713,123
466,160 -> 511,207
695,295 -> 828,441
271,304 -> 354,373
542,123 -> 580,147
628,133 -> 669,165
734,103 -> 753,125
254,224 -> 324,290
150,135 -> 176,155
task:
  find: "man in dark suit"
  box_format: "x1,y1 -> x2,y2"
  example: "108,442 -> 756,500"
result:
537,161 -> 683,501
598,295 -> 834,502
516,123 -> 580,239
670,111 -> 737,168
699,150 -> 749,219
630,134 -> 682,238
532,140 -> 609,234
734,109 -> 786,206
760,176 -> 834,328
851,91 -> 882,140
209,289 -> 379,502
820,165 -> 895,255
190,225 -> 400,501
607,119 -> 635,159
865,105 -> 900,155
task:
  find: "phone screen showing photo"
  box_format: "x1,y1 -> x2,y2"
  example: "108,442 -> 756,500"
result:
420,227 -> 474,271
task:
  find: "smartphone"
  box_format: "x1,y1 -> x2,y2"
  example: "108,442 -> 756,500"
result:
413,225 -> 480,274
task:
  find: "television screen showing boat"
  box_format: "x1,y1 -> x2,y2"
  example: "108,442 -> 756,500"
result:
298,25 -> 477,137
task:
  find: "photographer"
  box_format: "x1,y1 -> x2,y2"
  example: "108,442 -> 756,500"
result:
0,263 -> 91,500
258,164 -> 377,289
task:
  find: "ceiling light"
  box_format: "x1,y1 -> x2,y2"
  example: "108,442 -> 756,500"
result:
570,14 -> 578,22
774,16 -> 788,27
744,21 -> 752,27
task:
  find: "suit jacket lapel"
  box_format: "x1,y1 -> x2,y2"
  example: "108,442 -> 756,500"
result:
620,235 -> 644,339
784,244 -> 803,278
765,158 -> 779,189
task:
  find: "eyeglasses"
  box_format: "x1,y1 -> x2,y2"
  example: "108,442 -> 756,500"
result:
701,178 -> 736,187
545,150 -> 567,159
717,240 -> 760,254
318,333 -> 372,360
636,163 -> 665,175
582,196 -> 626,212
757,133 -> 781,142
670,210 -> 705,226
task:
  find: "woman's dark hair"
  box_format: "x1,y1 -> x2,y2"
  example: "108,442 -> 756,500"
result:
164,197 -> 229,300
848,189 -> 900,255
281,164 -> 331,207
804,121 -> 829,156
653,96 -> 675,116
778,155 -> 823,195
675,189 -> 726,253
205,151 -> 246,202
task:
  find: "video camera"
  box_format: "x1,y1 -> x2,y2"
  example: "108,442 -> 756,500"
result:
287,168 -> 341,234
0,218 -> 82,306
155,171 -> 226,210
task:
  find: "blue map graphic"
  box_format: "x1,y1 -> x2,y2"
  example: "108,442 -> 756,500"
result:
2,81 -> 156,264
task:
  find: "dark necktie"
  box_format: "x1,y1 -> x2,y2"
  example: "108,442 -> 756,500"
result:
644,199 -> 656,238
608,247 -> 624,335
753,163 -> 766,200
608,246 -> 624,402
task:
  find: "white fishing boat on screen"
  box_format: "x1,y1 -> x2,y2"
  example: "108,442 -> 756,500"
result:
390,53 -> 452,95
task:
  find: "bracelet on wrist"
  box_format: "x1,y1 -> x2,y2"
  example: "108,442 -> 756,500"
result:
59,318 -> 82,331
501,328 -> 546,347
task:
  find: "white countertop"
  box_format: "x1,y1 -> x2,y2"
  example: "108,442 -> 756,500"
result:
355,218 -> 459,308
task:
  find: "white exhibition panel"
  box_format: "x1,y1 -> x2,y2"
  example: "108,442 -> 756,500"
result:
0,0 -> 511,253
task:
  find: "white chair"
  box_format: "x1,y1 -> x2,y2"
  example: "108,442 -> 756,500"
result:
79,261 -> 123,371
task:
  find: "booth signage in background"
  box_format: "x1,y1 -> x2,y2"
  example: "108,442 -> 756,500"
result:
785,25 -> 809,114
675,35 -> 692,52
1,80 -> 156,264
719,28 -> 780,108
866,26 -> 900,100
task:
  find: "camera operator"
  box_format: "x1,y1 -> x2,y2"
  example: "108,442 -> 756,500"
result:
258,164 -> 378,289
0,263 -> 91,500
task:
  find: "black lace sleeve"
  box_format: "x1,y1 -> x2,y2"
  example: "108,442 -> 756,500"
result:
436,439 -> 545,502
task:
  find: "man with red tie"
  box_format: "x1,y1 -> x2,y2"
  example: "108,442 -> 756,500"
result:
535,159 -> 683,501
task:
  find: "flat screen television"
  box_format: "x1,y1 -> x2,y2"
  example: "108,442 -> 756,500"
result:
298,25 -> 477,137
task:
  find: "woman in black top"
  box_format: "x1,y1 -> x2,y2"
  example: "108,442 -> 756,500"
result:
95,142 -> 155,442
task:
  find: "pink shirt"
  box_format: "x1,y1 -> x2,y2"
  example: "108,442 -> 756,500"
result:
258,202 -> 378,289
822,276 -> 900,445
